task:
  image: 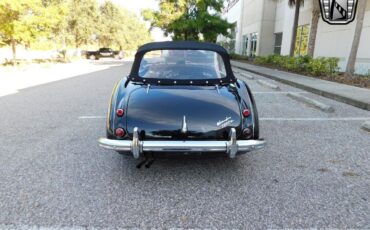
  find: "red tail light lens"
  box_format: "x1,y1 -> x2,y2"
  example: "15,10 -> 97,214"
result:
242,109 -> 250,118
115,128 -> 126,137
116,109 -> 124,117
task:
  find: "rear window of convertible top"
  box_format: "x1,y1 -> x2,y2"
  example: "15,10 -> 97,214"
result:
138,50 -> 227,80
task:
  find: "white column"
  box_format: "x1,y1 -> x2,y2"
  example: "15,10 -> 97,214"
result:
280,2 -> 296,55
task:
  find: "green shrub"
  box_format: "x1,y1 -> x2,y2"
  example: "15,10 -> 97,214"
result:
283,57 -> 296,70
251,54 -> 339,76
295,55 -> 312,71
307,58 -> 327,76
306,57 -> 340,76
229,53 -> 249,61
254,56 -> 268,65
326,57 -> 340,74
271,55 -> 285,66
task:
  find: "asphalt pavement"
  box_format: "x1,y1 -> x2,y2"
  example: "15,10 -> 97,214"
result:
0,60 -> 369,229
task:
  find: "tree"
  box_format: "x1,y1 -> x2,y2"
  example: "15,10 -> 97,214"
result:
41,0 -> 69,51
0,0 -> 57,62
98,1 -> 151,51
197,0 -> 235,42
142,0 -> 234,42
307,0 -> 320,56
98,1 -> 121,47
288,0 -> 304,57
66,0 -> 99,49
345,0 -> 367,76
116,10 -> 152,51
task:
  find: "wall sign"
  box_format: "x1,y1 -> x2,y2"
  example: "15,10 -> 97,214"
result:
319,0 -> 359,25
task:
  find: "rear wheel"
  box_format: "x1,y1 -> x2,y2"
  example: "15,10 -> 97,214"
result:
251,100 -> 259,139
245,83 -> 259,139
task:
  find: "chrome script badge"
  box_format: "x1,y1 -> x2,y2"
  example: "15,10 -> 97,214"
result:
319,0 -> 358,25
217,117 -> 234,128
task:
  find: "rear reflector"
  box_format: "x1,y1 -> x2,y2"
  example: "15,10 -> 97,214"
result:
116,109 -> 124,117
242,109 -> 250,117
242,128 -> 252,138
115,128 -> 126,137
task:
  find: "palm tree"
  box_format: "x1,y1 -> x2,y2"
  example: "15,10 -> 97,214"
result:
346,0 -> 367,76
307,0 -> 320,56
288,0 -> 304,57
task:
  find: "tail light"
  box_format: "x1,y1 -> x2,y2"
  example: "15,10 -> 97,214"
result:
242,109 -> 250,118
116,109 -> 124,117
115,128 -> 126,137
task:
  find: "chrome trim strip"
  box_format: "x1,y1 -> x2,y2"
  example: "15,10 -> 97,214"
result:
98,127 -> 266,158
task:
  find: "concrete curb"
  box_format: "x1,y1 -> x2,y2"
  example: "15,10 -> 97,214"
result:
361,121 -> 370,132
257,80 -> 280,90
231,62 -> 370,111
287,92 -> 335,113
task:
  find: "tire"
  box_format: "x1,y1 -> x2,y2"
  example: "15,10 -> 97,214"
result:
251,98 -> 260,139
89,54 -> 97,60
245,83 -> 259,139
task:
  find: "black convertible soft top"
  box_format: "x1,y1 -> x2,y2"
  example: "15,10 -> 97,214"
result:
136,41 -> 229,56
129,41 -> 236,85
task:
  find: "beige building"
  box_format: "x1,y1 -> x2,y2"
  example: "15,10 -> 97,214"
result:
219,0 -> 370,74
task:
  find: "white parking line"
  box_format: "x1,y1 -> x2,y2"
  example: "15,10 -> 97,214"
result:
256,80 -> 281,90
260,117 -> 370,121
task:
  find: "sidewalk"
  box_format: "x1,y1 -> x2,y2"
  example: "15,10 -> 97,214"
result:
231,60 -> 370,111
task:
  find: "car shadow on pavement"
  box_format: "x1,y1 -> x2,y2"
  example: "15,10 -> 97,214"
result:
115,152 -> 253,177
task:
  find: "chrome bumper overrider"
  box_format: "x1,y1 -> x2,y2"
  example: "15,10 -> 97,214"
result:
99,127 -> 266,159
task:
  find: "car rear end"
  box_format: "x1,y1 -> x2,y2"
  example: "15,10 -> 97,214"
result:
99,41 -> 265,159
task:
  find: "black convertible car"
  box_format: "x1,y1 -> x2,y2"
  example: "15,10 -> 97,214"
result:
99,41 -> 265,160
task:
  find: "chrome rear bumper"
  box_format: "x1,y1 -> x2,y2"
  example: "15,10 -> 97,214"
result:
99,127 -> 266,159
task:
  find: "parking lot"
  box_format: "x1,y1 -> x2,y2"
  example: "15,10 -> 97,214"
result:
0,61 -> 369,229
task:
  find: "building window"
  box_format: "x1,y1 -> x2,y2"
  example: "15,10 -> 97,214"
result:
251,33 -> 258,57
242,35 -> 248,56
294,25 -> 309,56
274,33 -> 283,55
